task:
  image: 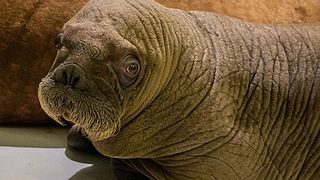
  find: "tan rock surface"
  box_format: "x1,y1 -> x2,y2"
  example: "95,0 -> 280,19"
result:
0,0 -> 87,124
1,0 -> 319,124
159,0 -> 320,24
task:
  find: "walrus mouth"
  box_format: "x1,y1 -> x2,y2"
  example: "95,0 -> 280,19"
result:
57,114 -> 74,126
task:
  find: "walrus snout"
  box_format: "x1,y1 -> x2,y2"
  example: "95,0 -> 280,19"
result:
53,64 -> 86,90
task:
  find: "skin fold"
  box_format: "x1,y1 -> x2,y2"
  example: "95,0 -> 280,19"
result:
38,0 -> 320,179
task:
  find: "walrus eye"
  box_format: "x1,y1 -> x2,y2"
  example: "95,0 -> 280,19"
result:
116,55 -> 141,88
55,33 -> 63,49
123,56 -> 140,77
125,62 -> 139,76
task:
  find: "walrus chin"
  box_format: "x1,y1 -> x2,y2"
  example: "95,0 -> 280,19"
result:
55,105 -> 121,141
47,102 -> 122,141
55,110 -> 121,141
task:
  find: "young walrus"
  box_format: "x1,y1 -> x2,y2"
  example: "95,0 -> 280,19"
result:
38,0 -> 320,179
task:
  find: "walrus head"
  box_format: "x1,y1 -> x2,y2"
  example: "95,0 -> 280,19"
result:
38,0 -> 180,141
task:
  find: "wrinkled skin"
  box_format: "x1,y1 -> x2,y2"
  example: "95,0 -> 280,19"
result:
2,1 -> 318,125
38,0 -> 320,179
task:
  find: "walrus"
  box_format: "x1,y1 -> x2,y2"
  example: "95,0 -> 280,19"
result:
38,0 -> 320,179
2,0 -> 318,125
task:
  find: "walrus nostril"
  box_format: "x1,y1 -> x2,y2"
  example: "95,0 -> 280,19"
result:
62,71 -> 68,84
54,65 -> 82,88
72,76 -> 80,86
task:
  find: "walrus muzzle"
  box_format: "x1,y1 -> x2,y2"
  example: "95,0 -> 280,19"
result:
38,54 -> 122,141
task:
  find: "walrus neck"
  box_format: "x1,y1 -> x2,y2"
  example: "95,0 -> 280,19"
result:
149,9 -> 217,124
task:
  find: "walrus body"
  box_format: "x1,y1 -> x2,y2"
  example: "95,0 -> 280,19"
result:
38,0 -> 320,179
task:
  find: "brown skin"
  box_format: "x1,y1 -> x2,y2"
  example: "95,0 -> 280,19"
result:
38,0 -> 320,179
2,0 -> 320,124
